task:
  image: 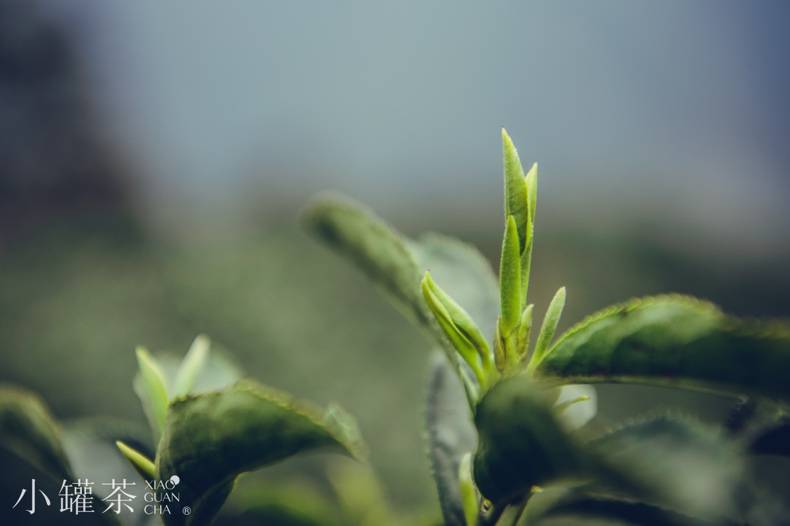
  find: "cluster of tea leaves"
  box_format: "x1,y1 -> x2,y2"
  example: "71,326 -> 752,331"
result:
304,130 -> 790,526
1,336 -> 368,526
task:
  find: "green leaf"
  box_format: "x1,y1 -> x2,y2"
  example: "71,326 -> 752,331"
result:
516,304 -> 534,359
499,215 -> 522,336
134,346 -> 170,438
502,128 -> 529,248
422,273 -> 491,385
474,375 -> 744,519
425,355 -> 478,526
528,287 -> 566,373
423,272 -> 490,359
472,375 -> 587,505
535,295 -> 790,401
115,440 -> 155,480
588,415 -> 743,519
525,161 -> 538,226
303,193 -> 424,324
520,221 -> 534,306
303,194 -> 499,379
155,379 -> 365,525
0,384 -> 73,481
521,162 -> 537,303
173,334 -> 211,397
156,345 -> 242,395
411,233 -> 499,342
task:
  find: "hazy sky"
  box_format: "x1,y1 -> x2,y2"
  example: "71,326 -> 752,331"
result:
46,1 -> 790,245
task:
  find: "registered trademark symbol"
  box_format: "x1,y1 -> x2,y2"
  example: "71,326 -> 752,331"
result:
182,506 -> 191,515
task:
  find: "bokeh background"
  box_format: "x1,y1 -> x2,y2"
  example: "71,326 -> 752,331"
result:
2,0 -> 789,521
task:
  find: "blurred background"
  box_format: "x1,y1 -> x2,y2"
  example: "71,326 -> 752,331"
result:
1,0 -> 789,521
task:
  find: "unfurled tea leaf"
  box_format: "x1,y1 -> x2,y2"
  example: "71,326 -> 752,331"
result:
156,379 -> 364,525
536,295 -> 790,400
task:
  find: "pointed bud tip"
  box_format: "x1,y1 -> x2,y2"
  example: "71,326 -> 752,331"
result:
501,128 -> 515,147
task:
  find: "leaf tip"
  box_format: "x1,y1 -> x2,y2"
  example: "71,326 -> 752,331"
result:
116,440 -> 156,480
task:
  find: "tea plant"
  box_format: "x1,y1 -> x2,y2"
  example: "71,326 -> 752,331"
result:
303,129 -> 790,525
2,130 -> 790,525
1,337 -> 367,526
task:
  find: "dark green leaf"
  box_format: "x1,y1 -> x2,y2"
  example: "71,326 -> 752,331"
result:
425,355 -> 477,526
155,379 -> 364,525
472,376 -> 742,521
472,375 -> 587,505
0,384 -> 73,481
536,295 -> 790,401
589,415 -> 742,519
